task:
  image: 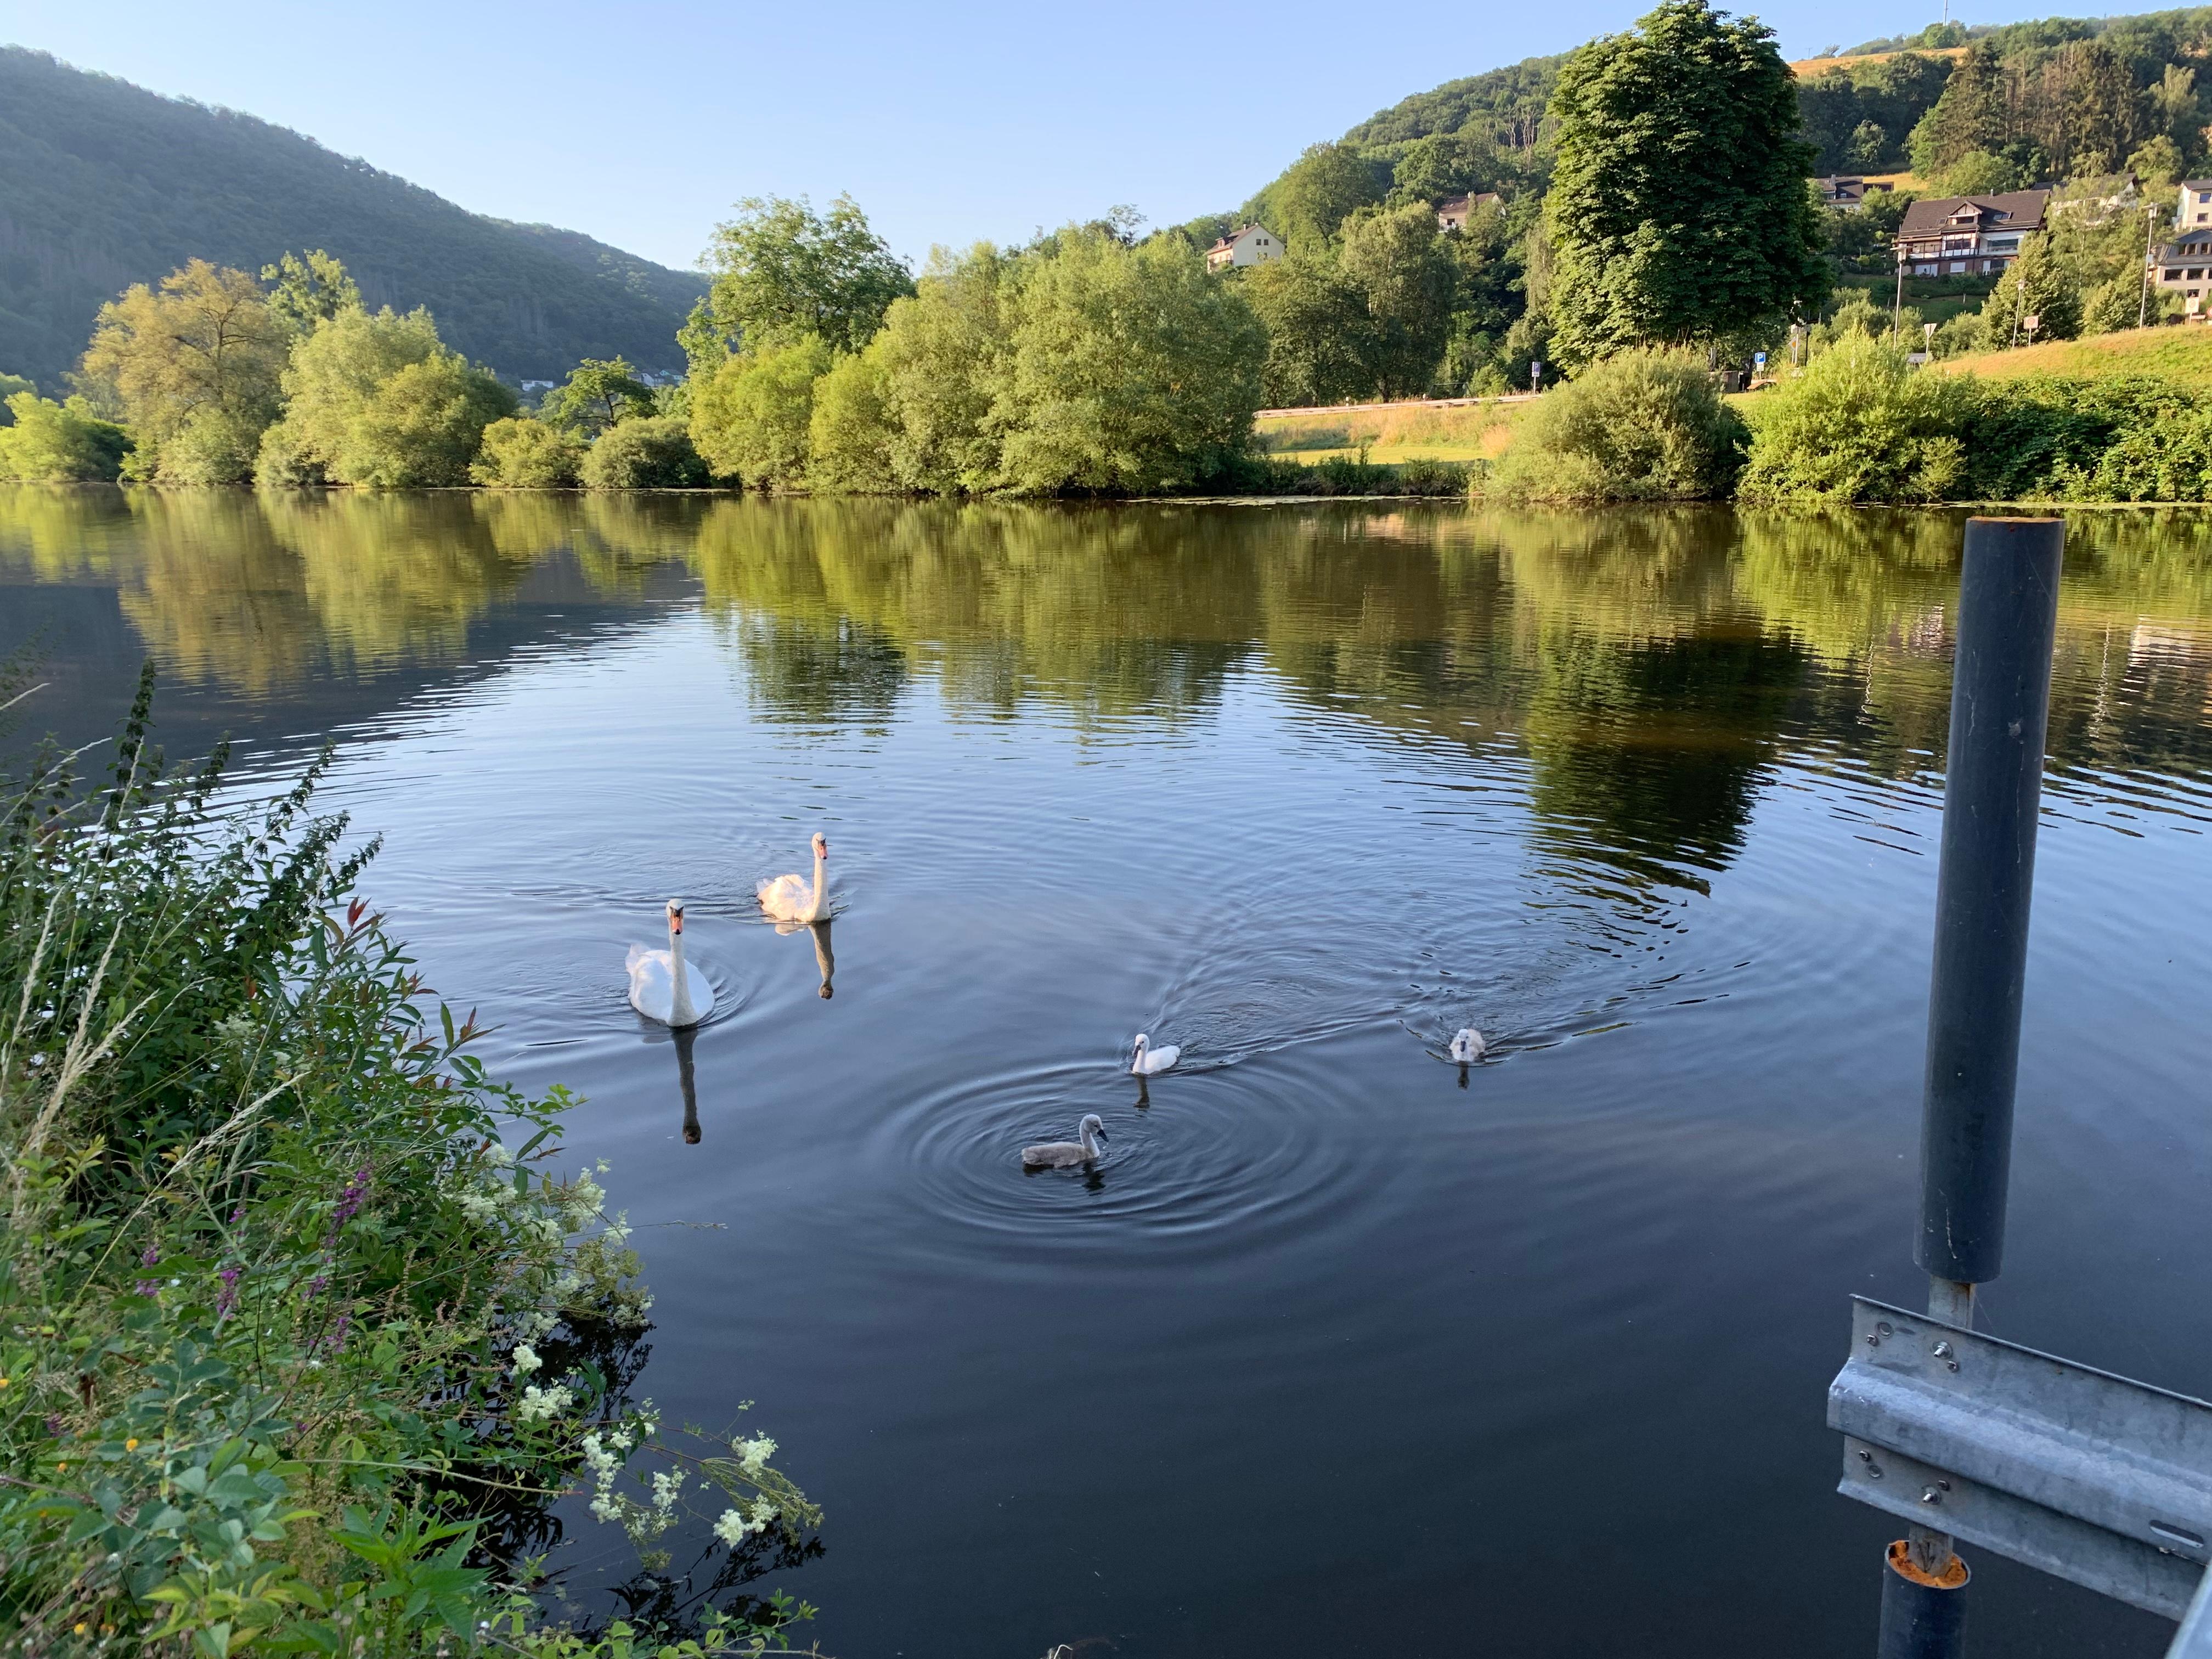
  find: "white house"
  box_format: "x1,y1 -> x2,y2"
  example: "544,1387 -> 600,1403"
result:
1205,224 -> 1283,272
2180,178 -> 2212,228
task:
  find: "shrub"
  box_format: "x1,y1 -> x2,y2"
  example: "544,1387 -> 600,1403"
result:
1738,336 -> 1977,501
1486,349 -> 1747,501
264,307 -> 515,487
0,392 -> 131,481
473,414 -> 588,487
0,673 -> 817,1653
689,337 -> 833,489
581,416 -> 714,489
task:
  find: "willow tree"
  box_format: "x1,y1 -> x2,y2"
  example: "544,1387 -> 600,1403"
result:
1544,0 -> 1827,366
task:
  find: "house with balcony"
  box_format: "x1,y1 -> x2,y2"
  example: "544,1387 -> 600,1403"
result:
1893,190 -> 2050,276
1205,224 -> 1283,272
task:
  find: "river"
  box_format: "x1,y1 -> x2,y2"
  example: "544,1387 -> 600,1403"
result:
5,488 -> 2210,1657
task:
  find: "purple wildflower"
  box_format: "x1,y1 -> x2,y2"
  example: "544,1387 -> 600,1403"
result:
139,1246 -> 159,1268
333,1166 -> 371,1226
216,1265 -> 241,1319
307,1274 -> 328,1297
229,1205 -> 246,1224
136,1280 -> 159,1297
324,1312 -> 351,1353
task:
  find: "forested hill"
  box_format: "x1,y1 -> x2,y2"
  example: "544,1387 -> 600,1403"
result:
0,47 -> 706,387
1244,3 -> 2212,210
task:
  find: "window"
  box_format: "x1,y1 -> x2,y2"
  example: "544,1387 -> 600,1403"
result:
2192,268 -> 2207,280
2167,268 -> 2185,281
2199,213 -> 2210,224
2198,191 -> 2210,202
1915,263 -> 1938,275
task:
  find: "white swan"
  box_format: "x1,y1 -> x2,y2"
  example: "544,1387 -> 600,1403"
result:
627,900 -> 713,1028
1449,1028 -> 1486,1063
1023,1113 -> 1107,1169
758,833 -> 830,923
1130,1034 -> 1180,1076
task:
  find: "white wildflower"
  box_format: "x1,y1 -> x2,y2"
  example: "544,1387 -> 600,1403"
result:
454,1189 -> 499,1224
713,1508 -> 753,1547
510,1343 -> 541,1379
736,1435 -> 777,1472
515,1383 -> 573,1423
486,1143 -> 515,1169
650,1469 -> 685,1514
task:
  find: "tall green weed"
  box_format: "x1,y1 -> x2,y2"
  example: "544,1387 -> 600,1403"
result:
0,670 -> 817,1656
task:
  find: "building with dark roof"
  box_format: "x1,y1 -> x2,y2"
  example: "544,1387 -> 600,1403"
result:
1893,191 -> 2050,276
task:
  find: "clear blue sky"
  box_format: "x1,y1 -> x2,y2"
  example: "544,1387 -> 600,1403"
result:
10,0 -> 1965,273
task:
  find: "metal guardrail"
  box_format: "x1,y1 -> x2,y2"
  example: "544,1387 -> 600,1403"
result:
1831,1296 -> 2212,1619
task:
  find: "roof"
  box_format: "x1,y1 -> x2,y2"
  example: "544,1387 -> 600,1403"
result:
2182,178 -> 2212,190
1897,191 -> 2050,236
2155,229 -> 2212,257
1206,223 -> 1275,252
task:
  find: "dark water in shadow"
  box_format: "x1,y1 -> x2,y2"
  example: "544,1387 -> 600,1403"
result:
7,488 -> 2212,1656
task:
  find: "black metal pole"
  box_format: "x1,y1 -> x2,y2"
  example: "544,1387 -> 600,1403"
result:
1876,515 -> 2064,1659
1916,516 -> 2064,1289
1878,1543 -> 1970,1659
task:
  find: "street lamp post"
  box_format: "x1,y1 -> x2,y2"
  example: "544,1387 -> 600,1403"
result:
2141,203 -> 2163,330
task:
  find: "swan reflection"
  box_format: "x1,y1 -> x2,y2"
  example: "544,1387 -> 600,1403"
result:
774,918 -> 835,999
673,1024 -> 702,1143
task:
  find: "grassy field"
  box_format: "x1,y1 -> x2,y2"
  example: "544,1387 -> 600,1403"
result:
1937,324 -> 2212,387
1252,399 -> 1525,464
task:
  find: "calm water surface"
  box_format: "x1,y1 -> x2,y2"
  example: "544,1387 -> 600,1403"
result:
7,489 -> 2212,1657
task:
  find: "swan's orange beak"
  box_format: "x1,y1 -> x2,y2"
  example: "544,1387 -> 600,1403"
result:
669,910 -> 684,934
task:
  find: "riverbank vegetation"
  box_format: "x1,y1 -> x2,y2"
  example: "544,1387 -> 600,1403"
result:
0,670 -> 819,1654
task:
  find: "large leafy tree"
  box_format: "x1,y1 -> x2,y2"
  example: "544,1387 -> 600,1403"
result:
1249,143 -> 1388,254
697,195 -> 913,356
258,306 -> 513,487
1544,0 -> 1827,366
261,250 -> 363,335
1242,255 -> 1379,407
1339,203 -> 1459,397
77,259 -> 289,482
991,229 -> 1267,494
538,357 -> 656,437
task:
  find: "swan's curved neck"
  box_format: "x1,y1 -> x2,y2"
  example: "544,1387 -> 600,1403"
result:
805,848 -> 827,921
1081,1121 -> 1101,1157
667,923 -> 697,1026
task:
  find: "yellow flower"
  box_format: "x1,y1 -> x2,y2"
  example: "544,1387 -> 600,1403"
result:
0,1376 -> 10,1387
74,1625 -> 86,1637
125,1438 -> 139,1452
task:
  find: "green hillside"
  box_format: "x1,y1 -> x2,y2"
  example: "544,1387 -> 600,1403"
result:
1232,5 -> 2212,219
0,47 -> 706,387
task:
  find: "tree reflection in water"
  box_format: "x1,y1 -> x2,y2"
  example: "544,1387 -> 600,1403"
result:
6,487 -> 2212,899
